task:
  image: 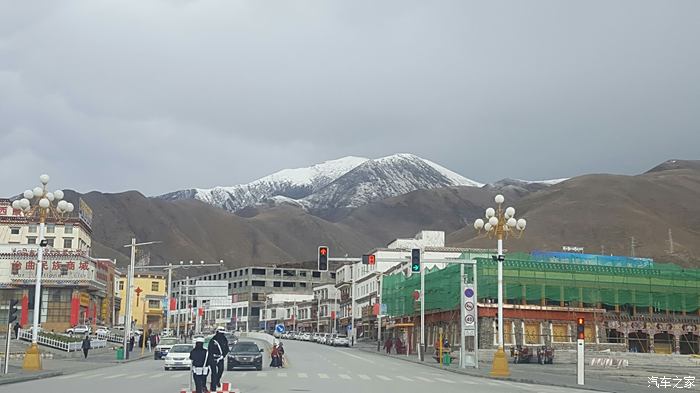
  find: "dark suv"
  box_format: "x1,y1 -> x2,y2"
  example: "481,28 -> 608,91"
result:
227,341 -> 264,371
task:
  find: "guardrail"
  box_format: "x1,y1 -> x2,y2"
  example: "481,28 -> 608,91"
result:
18,328 -> 107,352
98,332 -> 125,344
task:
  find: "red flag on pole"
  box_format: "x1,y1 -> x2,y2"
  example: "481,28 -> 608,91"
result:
20,293 -> 29,325
169,298 -> 177,311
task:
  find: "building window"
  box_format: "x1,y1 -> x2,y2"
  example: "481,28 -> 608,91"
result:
151,282 -> 160,291
28,224 -> 37,233
119,282 -> 124,290
300,271 -> 307,277
27,237 -> 36,245
300,283 -> 306,288
64,223 -> 73,234
283,282 -> 295,288
45,238 -> 54,247
252,280 -> 265,287
312,271 -> 321,278
63,239 -> 73,249
10,227 -> 20,235
273,281 -> 281,287
46,224 -> 55,233
252,268 -> 266,276
148,300 -> 160,309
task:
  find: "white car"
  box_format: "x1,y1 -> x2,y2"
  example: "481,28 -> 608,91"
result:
301,333 -> 311,341
333,335 -> 350,347
161,328 -> 173,337
66,325 -> 91,336
164,344 -> 193,370
154,337 -> 180,360
95,326 -> 110,336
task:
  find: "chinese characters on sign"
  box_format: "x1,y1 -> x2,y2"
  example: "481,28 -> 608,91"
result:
7,258 -> 96,282
648,376 -> 695,389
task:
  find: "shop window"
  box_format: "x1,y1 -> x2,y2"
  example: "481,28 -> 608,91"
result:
148,300 -> 160,309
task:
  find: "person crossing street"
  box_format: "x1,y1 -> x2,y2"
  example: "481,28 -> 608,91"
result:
208,326 -> 230,391
189,337 -> 210,393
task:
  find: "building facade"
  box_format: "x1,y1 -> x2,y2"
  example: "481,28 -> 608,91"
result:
118,272 -> 167,330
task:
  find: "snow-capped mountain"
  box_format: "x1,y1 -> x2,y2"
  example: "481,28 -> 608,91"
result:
483,178 -> 568,197
159,156 -> 368,211
302,153 -> 483,210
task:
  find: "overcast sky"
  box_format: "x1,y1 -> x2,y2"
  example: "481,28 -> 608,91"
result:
1,0 -> 698,196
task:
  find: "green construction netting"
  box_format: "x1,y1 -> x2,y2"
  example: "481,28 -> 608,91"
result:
381,256 -> 700,317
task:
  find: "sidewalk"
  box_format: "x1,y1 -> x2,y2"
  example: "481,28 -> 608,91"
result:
354,342 -> 655,393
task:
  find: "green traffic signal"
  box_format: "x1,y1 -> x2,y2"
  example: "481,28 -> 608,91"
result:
411,249 -> 420,272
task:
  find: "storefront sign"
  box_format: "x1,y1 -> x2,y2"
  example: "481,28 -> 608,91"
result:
9,258 -> 96,282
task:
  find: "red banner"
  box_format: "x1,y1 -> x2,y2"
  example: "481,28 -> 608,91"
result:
198,307 -> 204,317
169,298 -> 177,311
331,311 -> 336,319
373,303 -> 380,316
20,293 -> 29,326
70,294 -> 80,326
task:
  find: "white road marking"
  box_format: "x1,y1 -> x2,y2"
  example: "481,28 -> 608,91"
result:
414,376 -> 434,383
126,373 -> 148,379
57,374 -> 81,380
376,375 -> 392,381
256,372 -> 268,377
318,373 -> 330,379
277,372 -> 287,377
171,373 -> 186,379
149,373 -> 162,379
395,376 -> 413,382
434,377 -> 456,384
237,372 -> 248,377
358,374 -> 371,380
298,373 -> 308,378
459,379 -> 477,385
329,348 -> 375,364
339,374 -> 352,380
104,373 -> 127,379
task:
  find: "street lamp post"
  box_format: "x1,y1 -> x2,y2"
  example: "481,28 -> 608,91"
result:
473,194 -> 527,377
12,174 -> 74,371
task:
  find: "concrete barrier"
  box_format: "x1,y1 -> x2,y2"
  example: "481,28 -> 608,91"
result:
180,381 -> 239,393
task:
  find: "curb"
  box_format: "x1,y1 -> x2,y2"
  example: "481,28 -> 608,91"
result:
0,371 -> 63,386
355,347 -> 614,393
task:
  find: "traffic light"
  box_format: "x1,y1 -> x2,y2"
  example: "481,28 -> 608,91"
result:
8,299 -> 19,324
411,249 -> 421,272
362,254 -> 376,265
576,317 -> 585,340
368,255 -> 376,265
318,246 -> 329,271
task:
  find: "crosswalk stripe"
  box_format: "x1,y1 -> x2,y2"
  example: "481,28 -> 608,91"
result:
126,373 -> 148,379
358,374 -> 371,380
298,373 -> 308,378
415,376 -> 434,383
339,374 -> 351,380
396,376 -> 413,382
376,375 -> 392,381
460,379 -> 477,385
104,373 -> 127,379
318,373 -> 329,379
277,372 -> 287,377
81,373 -> 105,379
149,373 -> 162,379
434,377 -> 455,384
257,372 -> 268,377
238,372 -> 248,377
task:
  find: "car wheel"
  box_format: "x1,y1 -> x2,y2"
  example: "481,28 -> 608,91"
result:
164,367 -> 169,371
256,366 -> 262,371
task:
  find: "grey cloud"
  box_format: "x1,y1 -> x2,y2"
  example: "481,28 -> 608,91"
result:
1,0 -> 698,195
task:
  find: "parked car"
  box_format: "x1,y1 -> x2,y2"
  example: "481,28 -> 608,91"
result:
66,325 -> 91,336
163,344 -> 193,370
160,328 -> 173,337
327,333 -> 338,345
312,333 -> 320,342
227,341 -> 264,371
154,337 -> 180,360
95,326 -> 110,336
299,332 -> 311,341
333,335 -> 350,347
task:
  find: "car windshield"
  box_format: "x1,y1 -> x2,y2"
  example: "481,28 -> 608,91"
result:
169,345 -> 192,353
232,343 -> 259,352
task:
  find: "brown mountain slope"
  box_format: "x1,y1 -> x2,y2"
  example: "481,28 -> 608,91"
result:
449,168 -> 700,266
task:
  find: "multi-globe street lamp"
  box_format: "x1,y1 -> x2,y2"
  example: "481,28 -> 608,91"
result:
11,174 -> 74,371
473,194 -> 526,377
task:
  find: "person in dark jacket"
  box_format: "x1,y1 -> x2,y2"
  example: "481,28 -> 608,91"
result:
82,335 -> 91,359
189,337 -> 210,393
208,327 -> 230,391
13,322 -> 20,340
128,335 -> 135,352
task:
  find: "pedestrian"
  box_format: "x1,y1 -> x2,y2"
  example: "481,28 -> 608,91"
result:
278,342 -> 285,367
189,337 -> 210,393
208,326 -> 229,391
13,322 -> 20,340
384,337 -> 393,354
270,344 -> 281,368
82,335 -> 91,359
128,335 -> 135,352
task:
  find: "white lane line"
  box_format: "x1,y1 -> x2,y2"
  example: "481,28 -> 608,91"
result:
376,375 -> 392,381
57,374 -> 82,380
171,373 -> 186,379
104,373 -> 127,379
277,372 -> 287,377
434,377 -> 456,384
318,373 -> 330,379
329,348 -> 376,364
339,374 -> 352,380
81,373 -> 105,379
298,373 -> 308,378
257,372 -> 268,377
459,379 -> 477,385
148,373 -> 163,379
237,372 -> 248,377
415,376 -> 434,383
358,374 -> 371,380
126,373 -> 148,379
395,376 -> 413,382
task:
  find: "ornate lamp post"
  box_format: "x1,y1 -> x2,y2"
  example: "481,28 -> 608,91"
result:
12,174 -> 73,371
473,194 -> 526,377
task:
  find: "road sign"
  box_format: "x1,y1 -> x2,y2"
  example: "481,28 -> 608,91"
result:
463,326 -> 476,337
465,314 -> 475,325
464,301 -> 474,312
275,324 -> 285,333
380,303 -> 387,315
464,288 -> 474,298
347,324 -> 352,334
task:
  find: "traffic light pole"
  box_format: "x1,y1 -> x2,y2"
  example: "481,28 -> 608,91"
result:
577,338 -> 584,385
419,250 -> 425,362
3,323 -> 10,374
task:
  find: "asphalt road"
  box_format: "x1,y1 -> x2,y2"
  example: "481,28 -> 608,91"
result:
0,338 -> 603,393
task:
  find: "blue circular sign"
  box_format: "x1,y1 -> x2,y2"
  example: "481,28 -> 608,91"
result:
275,324 -> 285,333
464,288 -> 474,298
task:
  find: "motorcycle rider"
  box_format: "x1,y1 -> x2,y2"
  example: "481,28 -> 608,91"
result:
208,326 -> 229,391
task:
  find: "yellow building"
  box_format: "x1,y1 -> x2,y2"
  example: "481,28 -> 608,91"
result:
118,272 -> 167,331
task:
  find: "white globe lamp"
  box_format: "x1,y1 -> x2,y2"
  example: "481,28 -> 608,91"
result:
485,208 -> 495,218
495,194 -> 505,204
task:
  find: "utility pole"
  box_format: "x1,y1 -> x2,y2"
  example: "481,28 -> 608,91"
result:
631,237 -> 636,257
668,228 -> 674,254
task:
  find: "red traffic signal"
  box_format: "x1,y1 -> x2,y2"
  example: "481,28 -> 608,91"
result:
318,246 -> 329,271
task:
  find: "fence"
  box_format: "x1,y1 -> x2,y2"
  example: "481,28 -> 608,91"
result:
18,328 -> 107,352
